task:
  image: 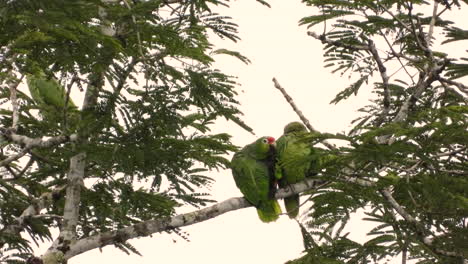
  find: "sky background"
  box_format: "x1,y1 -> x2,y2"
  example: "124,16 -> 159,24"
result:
30,0 -> 466,263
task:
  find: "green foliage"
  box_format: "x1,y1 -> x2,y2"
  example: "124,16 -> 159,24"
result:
292,0 -> 468,263
0,0 -> 259,261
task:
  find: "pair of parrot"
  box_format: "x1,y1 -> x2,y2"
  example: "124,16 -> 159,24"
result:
230,122 -> 317,223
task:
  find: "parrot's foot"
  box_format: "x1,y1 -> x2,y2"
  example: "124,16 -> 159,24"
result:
287,184 -> 296,194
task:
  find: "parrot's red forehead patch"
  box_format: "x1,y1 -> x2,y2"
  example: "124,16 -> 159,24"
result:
267,137 -> 275,143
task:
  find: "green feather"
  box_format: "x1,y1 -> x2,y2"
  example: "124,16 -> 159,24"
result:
276,122 -> 316,219
26,70 -> 79,129
231,137 -> 281,223
26,70 -> 77,110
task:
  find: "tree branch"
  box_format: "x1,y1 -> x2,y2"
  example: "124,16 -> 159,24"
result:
62,154 -> 86,241
0,129 -> 79,166
377,60 -> 446,144
7,74 -> 21,132
0,146 -> 30,167
380,188 -> 463,258
61,178 -> 325,260
367,39 -> 391,117
0,186 -> 67,248
0,130 -> 79,148
427,1 -> 439,47
272,78 -> 336,150
438,77 -> 468,95
307,31 -> 369,51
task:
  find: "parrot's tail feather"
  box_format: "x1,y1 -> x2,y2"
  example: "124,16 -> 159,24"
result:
257,200 -> 282,223
284,195 -> 300,219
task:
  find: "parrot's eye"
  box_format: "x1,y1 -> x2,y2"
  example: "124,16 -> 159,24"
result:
262,138 -> 269,144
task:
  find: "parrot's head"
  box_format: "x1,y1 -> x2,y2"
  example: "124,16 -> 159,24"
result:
284,122 -> 307,134
254,136 -> 276,158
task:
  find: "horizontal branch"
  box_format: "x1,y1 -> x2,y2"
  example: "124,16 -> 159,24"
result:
0,129 -> 78,148
0,130 -> 79,166
62,178 -> 325,260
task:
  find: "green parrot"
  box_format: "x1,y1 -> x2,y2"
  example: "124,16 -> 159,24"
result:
27,70 -> 77,110
276,121 -> 318,219
26,70 -> 79,127
231,136 -> 282,223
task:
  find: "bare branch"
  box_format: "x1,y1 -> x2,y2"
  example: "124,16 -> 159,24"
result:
367,39 -> 391,116
379,31 -> 416,84
436,147 -> 467,157
46,153 -> 86,255
377,3 -> 412,33
438,77 -> 468,95
62,153 -> 85,240
0,147 -> 30,167
0,129 -> 78,148
8,74 -> 22,131
272,78 -> 336,150
381,188 -> 418,223
341,175 -> 375,187
377,61 -> 446,144
427,1 -> 439,47
60,178 -> 325,260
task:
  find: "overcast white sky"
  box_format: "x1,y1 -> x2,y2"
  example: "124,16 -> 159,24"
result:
31,0 -> 466,263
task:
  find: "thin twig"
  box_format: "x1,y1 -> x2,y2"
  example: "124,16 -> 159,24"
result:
367,39 -> 391,111
122,0 -> 146,59
377,2 -> 412,32
438,77 -> 468,94
272,78 -> 336,150
15,157 -> 35,179
436,147 -> 466,157
380,30 -> 416,84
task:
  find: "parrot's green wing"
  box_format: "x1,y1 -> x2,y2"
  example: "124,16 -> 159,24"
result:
231,150 -> 281,223
26,71 -> 79,130
276,123 -> 316,218
26,72 -> 76,109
